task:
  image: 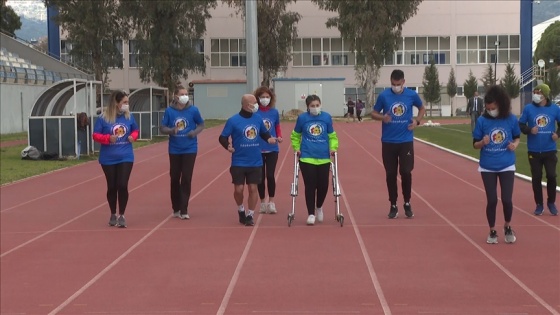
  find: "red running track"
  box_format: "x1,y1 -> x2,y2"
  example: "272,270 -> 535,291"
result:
1,121 -> 559,315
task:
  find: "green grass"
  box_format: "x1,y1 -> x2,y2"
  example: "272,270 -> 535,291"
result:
414,123 -> 560,178
0,120 -> 225,185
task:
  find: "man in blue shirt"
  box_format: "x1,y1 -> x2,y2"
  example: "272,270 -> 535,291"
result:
519,84 -> 560,216
219,94 -> 277,226
372,69 -> 426,219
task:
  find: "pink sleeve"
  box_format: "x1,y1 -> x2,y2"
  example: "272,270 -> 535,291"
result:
92,133 -> 110,145
130,130 -> 139,140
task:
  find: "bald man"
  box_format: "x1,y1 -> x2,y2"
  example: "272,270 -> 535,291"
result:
219,94 -> 277,226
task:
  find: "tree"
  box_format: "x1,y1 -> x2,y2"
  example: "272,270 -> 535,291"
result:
481,64 -> 494,91
534,21 -> 560,68
1,0 -> 22,37
464,70 -> 478,100
446,68 -> 457,115
312,0 -> 422,108
547,67 -> 560,100
500,63 -> 520,99
422,59 -> 441,117
224,0 -> 301,87
120,0 -> 216,94
44,0 -> 130,89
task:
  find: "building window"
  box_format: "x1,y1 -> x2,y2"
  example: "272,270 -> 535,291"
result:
292,37 -> 354,67
210,38 -> 246,67
102,39 -> 123,68
60,40 -> 72,63
456,35 -> 520,64
129,40 -> 142,68
390,36 -> 450,65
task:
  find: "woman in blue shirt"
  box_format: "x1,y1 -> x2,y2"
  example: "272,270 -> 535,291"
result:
290,95 -> 339,225
93,90 -> 139,228
472,85 -> 520,244
160,86 -> 205,220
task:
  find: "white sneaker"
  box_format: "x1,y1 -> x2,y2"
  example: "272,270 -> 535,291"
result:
307,214 -> 316,225
268,202 -> 277,214
259,203 -> 268,214
172,211 -> 180,218
180,213 -> 190,220
316,208 -> 323,223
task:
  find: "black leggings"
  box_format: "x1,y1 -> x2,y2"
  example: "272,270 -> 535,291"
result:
299,161 -> 330,215
528,151 -> 557,205
258,152 -> 279,200
169,153 -> 197,213
481,171 -> 515,228
101,162 -> 134,215
382,141 -> 414,205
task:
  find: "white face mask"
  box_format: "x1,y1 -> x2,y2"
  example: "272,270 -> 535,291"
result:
250,103 -> 259,113
309,106 -> 321,116
532,94 -> 543,104
259,97 -> 271,106
391,85 -> 403,94
487,109 -> 498,117
120,104 -> 129,113
178,95 -> 189,105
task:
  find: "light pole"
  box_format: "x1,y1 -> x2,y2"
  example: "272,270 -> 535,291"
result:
494,40 -> 500,84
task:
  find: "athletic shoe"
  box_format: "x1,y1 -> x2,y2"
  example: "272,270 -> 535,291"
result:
404,202 -> 414,218
259,203 -> 268,214
245,215 -> 255,226
316,208 -> 324,223
534,204 -> 544,216
117,215 -> 127,228
306,214 -> 316,225
180,213 -> 190,220
238,211 -> 246,224
547,202 -> 558,216
486,230 -> 498,244
172,211 -> 180,218
108,214 -> 117,226
388,205 -> 398,219
268,202 -> 277,214
504,226 -> 516,244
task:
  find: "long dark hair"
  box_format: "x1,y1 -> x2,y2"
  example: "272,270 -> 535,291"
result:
483,85 -> 511,119
305,94 -> 321,107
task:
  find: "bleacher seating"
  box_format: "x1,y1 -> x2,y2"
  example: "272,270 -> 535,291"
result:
0,47 -> 71,85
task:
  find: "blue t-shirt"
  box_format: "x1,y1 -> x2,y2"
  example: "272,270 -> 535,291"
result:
221,113 -> 268,167
161,105 -> 204,154
518,102 -> 560,153
373,88 -> 423,143
473,114 -> 521,171
293,112 -> 334,160
94,113 -> 139,165
257,108 -> 280,153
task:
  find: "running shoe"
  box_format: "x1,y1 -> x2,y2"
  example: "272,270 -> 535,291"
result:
404,202 -> 414,218
316,208 -> 324,223
486,230 -> 498,244
108,214 -> 117,226
268,202 -> 277,214
238,211 -> 246,224
306,214 -> 316,225
504,226 -> 516,244
245,214 -> 255,226
534,204 -> 544,216
117,215 -> 127,228
547,202 -> 558,216
388,205 -> 398,219
259,203 -> 268,214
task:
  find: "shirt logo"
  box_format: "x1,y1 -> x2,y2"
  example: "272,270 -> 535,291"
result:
263,119 -> 272,131
308,123 -> 324,136
174,118 -> 188,131
490,129 -> 506,144
244,125 -> 258,140
391,103 -> 406,117
535,115 -> 549,128
112,124 -> 128,138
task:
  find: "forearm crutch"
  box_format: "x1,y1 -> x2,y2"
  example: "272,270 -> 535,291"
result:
331,152 -> 344,227
288,151 -> 299,227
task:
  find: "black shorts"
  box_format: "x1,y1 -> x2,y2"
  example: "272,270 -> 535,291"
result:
230,166 -> 262,185
347,107 -> 355,115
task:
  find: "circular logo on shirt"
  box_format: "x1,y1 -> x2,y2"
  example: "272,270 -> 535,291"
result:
244,125 -> 258,140
174,118 -> 188,131
308,123 -> 324,136
490,128 -> 506,144
535,115 -> 549,128
263,118 -> 272,131
112,124 -> 128,138
391,103 -> 406,117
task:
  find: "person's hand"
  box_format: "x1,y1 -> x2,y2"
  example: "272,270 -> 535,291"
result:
173,126 -> 180,135
530,126 -> 538,135
552,133 -> 559,141
187,130 -> 196,138
507,141 -> 518,151
109,135 -> 117,143
227,143 -> 235,153
295,150 -> 301,157
277,137 -> 283,143
330,150 -> 336,156
267,137 -> 277,144
128,136 -> 134,143
382,114 -> 391,123
407,120 -> 416,130
481,135 -> 490,146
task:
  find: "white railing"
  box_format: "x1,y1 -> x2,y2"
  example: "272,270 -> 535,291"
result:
520,65 -> 536,89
